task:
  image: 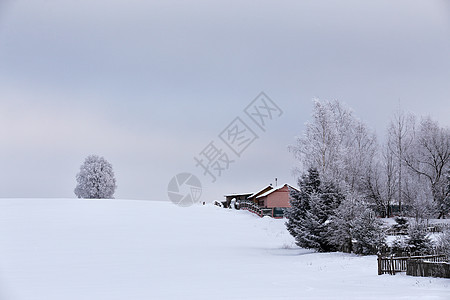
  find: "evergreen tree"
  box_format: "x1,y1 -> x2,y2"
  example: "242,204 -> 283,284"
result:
285,168 -> 320,238
285,168 -> 343,252
327,193 -> 365,253
285,187 -> 303,238
351,209 -> 386,255
392,217 -> 409,233
328,193 -> 386,255
406,223 -> 434,255
390,236 -> 408,256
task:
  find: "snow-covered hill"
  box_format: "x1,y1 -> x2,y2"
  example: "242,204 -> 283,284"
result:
0,199 -> 448,299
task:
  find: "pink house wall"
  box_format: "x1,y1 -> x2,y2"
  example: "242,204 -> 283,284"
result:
262,186 -> 291,208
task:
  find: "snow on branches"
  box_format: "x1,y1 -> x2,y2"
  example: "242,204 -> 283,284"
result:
74,155 -> 117,199
285,168 -> 385,255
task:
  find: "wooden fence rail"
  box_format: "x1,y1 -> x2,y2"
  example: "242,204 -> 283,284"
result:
386,223 -> 450,236
406,260 -> 450,278
378,254 -> 447,275
239,201 -> 263,217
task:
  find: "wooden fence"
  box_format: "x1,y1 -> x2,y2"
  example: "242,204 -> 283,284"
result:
378,254 -> 447,275
386,223 -> 450,236
238,201 -> 272,217
427,223 -> 450,233
406,260 -> 450,278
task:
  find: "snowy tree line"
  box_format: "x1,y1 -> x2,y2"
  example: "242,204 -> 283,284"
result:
286,99 -> 450,254
289,99 -> 450,219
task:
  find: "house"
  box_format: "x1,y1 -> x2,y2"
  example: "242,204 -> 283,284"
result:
247,185 -> 274,207
223,192 -> 253,208
224,183 -> 299,218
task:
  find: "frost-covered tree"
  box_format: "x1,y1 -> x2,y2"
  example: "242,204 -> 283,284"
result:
328,193 -> 386,255
444,168 -> 450,216
285,168 -> 343,252
381,144 -> 398,217
343,121 -> 378,193
285,168 -> 320,238
387,109 -> 415,215
351,209 -> 386,255
289,100 -> 343,183
74,155 -> 117,199
289,99 -> 377,194
392,217 -> 409,232
363,145 -> 397,218
327,193 -> 365,253
406,223 -> 434,255
296,192 -> 333,252
436,229 -> 450,257
406,178 -> 437,222
403,117 -> 450,218
390,236 -> 408,256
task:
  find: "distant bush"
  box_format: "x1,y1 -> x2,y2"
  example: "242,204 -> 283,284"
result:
393,217 -> 409,231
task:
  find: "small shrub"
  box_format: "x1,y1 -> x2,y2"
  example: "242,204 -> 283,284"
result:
436,229 -> 450,258
407,223 -> 434,255
393,217 -> 409,231
390,236 -> 408,256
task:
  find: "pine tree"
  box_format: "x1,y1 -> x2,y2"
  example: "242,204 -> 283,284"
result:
393,217 -> 409,233
390,236 -> 408,256
285,168 -> 320,238
328,193 -> 386,255
351,209 -> 386,255
327,193 -> 365,253
406,223 -> 434,255
285,187 -> 304,238
285,168 -> 342,252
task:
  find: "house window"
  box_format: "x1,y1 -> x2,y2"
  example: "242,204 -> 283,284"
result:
273,207 -> 284,218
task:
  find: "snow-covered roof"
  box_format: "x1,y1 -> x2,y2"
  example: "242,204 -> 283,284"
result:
224,192 -> 253,197
247,185 -> 273,199
256,184 -> 299,199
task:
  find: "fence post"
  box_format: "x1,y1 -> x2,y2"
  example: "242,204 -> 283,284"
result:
390,256 -> 395,275
377,255 -> 382,275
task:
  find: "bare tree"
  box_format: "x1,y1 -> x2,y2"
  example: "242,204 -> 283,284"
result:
403,117 -> 450,218
378,144 -> 398,217
387,109 -> 415,215
290,99 -> 342,183
362,144 -> 397,218
290,99 -> 377,195
343,121 -> 378,193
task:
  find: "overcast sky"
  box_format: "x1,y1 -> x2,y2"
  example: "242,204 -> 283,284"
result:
0,0 -> 449,202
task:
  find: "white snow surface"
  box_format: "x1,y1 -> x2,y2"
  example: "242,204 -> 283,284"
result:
0,199 -> 448,300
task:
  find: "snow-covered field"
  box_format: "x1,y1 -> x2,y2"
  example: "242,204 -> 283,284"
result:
0,199 -> 448,300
